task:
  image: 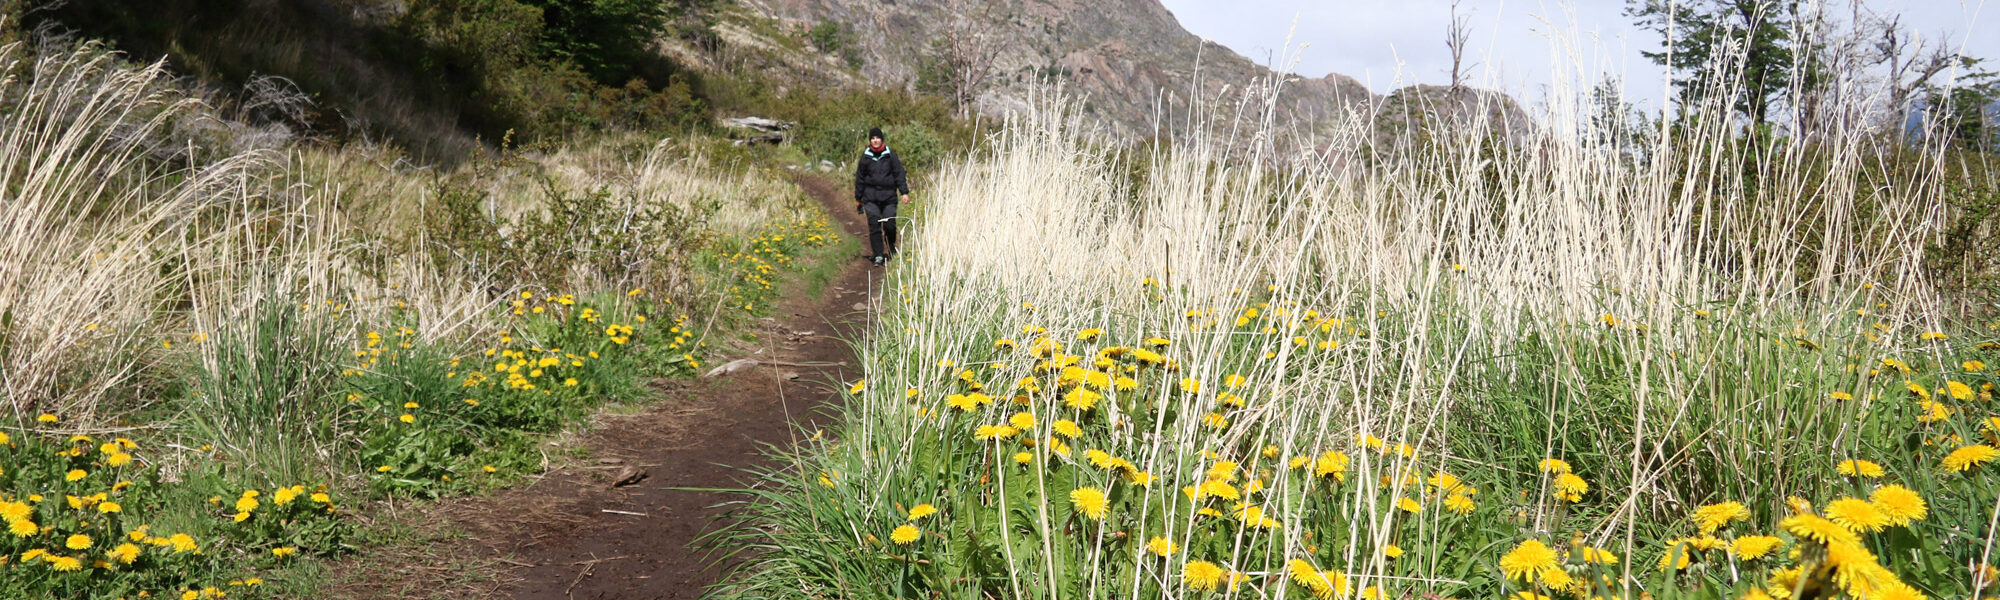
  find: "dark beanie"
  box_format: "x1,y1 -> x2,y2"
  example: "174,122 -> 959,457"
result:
868,127 -> 885,140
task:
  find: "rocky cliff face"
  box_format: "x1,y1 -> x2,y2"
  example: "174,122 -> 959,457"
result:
732,0 -> 1397,139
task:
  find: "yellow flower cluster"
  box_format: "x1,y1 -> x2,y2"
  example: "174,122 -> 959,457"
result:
0,426 -> 280,595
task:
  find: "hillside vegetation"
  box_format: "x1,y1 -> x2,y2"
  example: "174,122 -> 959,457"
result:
0,32 -> 856,596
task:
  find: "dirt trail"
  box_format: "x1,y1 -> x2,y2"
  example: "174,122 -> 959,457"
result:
361,174 -> 877,600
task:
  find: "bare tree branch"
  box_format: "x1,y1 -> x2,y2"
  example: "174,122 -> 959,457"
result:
923,1 -> 1004,119
1870,10 -> 1953,126
1446,0 -> 1472,92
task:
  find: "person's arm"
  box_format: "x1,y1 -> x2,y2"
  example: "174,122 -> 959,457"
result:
853,154 -> 865,210
891,153 -> 910,200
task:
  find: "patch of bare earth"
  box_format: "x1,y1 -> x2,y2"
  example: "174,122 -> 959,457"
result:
324,173 -> 882,600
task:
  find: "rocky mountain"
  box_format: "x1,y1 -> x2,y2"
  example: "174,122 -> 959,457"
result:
720,0 -> 1526,140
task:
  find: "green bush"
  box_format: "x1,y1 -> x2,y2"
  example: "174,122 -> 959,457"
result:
419,174 -> 714,295
797,115 -> 874,166
803,21 -> 862,70
888,122 -> 945,171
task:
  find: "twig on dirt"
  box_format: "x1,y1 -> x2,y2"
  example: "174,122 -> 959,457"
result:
563,555 -> 627,597
564,563 -> 593,597
600,509 -> 649,517
495,558 -> 536,568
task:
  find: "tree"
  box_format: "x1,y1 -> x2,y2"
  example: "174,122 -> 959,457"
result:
914,4 -> 1002,119
1927,57 -> 2000,151
1446,0 -> 1473,92
1587,76 -> 1653,161
521,0 -> 712,85
1868,9 -> 1955,128
1627,0 -> 1798,124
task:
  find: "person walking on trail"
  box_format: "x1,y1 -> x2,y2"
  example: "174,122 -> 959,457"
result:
854,127 -> 909,266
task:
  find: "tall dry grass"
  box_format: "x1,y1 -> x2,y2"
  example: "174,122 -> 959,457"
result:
724,30 -> 1987,600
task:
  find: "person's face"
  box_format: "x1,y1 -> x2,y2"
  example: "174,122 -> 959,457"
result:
870,136 -> 883,146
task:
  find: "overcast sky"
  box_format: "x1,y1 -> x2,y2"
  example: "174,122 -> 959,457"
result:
1156,0 -> 1997,113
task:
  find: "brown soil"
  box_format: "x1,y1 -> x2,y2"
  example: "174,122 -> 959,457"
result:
324,173 -> 879,600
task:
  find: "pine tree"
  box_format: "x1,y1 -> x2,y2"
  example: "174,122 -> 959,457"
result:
1627,0 -> 1798,124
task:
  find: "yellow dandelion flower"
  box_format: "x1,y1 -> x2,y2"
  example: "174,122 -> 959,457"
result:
1145,536 -> 1179,557
9,518 -> 38,537
1692,501 -> 1751,534
890,524 -> 920,545
1780,513 -> 1859,545
1659,540 -> 1697,571
1287,559 -> 1341,599
1199,479 -> 1240,501
1837,459 -> 1884,478
1949,380 -> 1976,400
1578,546 -> 1618,564
107,542 -> 141,564
1063,388 -> 1103,411
1444,494 -> 1476,515
1825,497 -> 1891,532
1396,497 -> 1421,513
272,546 -> 297,557
972,425 -> 1019,440
1872,582 -> 1926,600
1730,536 -> 1784,560
1942,443 -> 2000,472
65,469 -> 86,482
1825,542 -> 1891,598
1053,419 -> 1082,438
848,380 -> 866,394
1070,487 -> 1109,520
1916,399 -> 1953,423
1009,412 -> 1038,430
36,414 -> 58,423
1312,451 -> 1350,481
46,555 -> 82,571
1382,544 -> 1403,559
908,504 -> 938,520
1553,473 -> 1589,498
1870,484 -> 1927,526
1183,560 -> 1226,591
66,534 -> 92,550
1499,540 -> 1562,584
1538,458 -> 1572,474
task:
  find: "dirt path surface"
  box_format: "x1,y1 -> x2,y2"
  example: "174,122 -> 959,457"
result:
351,174 -> 878,600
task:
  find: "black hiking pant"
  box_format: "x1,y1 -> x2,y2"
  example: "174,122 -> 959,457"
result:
862,201 -> 898,257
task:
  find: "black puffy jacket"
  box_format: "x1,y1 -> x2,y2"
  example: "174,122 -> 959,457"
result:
854,147 -> 909,204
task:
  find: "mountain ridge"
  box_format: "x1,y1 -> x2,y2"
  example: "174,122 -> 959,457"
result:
727,0 -> 1525,140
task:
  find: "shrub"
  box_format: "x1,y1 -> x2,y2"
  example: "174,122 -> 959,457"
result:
888,122 -> 944,171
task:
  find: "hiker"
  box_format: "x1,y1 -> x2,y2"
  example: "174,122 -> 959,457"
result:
854,127 -> 909,266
